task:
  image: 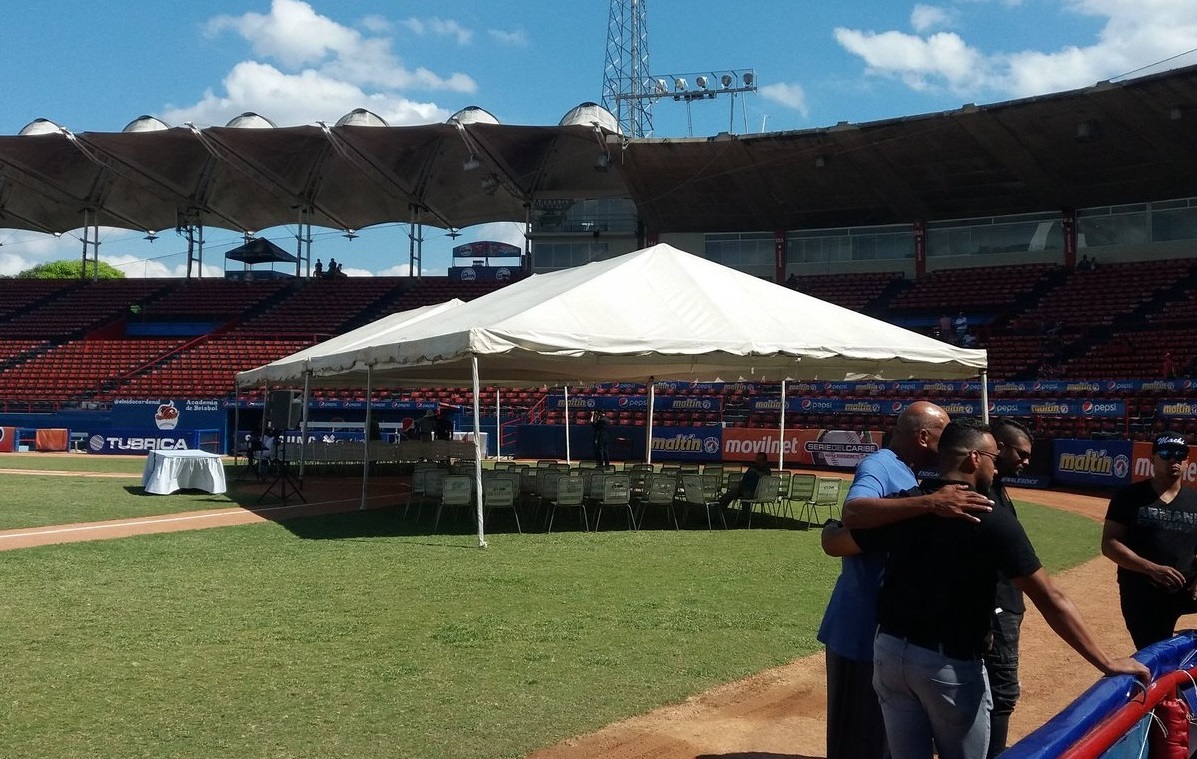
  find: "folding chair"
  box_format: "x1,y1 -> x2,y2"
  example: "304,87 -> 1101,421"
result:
736,474 -> 782,528
781,473 -> 818,525
483,474 -> 521,533
434,474 -> 473,532
546,474 -> 587,533
416,469 -> 448,521
797,477 -> 844,527
592,474 -> 634,531
678,473 -> 725,530
636,472 -> 679,530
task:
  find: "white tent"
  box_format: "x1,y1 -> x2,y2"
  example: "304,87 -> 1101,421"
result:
237,243 -> 988,545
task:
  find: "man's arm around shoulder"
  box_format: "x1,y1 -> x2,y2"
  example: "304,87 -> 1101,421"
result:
842,484 -> 993,529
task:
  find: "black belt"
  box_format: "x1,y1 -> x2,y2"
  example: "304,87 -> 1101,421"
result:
878,626 -> 984,661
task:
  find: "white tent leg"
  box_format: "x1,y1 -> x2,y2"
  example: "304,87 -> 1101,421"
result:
233,385 -> 241,461
298,370 -> 310,485
646,380 -> 655,465
563,384 -> 571,465
360,366 -> 372,511
778,379 -> 787,470
981,370 -> 990,424
472,356 -> 487,548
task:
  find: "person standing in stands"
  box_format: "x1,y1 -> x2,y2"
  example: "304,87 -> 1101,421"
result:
824,419 -> 1148,759
1102,432 -> 1197,649
313,258 -> 323,277
590,410 -> 611,466
984,419 -> 1035,759
326,257 -> 338,278
819,401 -> 992,759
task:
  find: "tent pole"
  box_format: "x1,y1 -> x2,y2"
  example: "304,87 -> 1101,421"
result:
360,366 -> 372,511
981,370 -> 990,424
778,379 -> 787,471
472,356 -> 487,548
233,384 -> 241,460
563,384 -> 571,464
298,370 -> 310,486
261,381 -> 269,438
646,379 -> 655,465
495,387 -> 502,461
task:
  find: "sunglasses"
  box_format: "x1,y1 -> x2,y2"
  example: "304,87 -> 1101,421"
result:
1157,449 -> 1189,462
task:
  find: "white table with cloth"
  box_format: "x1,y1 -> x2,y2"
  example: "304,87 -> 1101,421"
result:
141,449 -> 227,495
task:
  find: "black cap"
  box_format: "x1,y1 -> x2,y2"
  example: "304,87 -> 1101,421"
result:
1153,432 -> 1189,455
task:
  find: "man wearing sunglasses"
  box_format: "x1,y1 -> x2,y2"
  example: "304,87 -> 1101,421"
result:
1102,432 -> 1197,649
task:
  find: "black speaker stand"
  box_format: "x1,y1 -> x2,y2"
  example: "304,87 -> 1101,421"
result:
256,447 -> 306,506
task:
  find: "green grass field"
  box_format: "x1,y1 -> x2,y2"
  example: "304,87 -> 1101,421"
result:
0,467 -> 1102,758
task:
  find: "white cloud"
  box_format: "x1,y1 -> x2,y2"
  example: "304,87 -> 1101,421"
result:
359,14 -> 391,33
176,0 -> 476,127
102,253 -> 225,279
911,5 -> 954,33
164,61 -> 453,127
759,82 -> 810,117
402,16 -> 473,45
488,28 -> 528,46
835,0 -> 1197,99
469,222 -> 526,250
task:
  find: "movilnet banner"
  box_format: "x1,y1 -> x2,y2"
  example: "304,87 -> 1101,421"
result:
1131,441 -> 1197,490
0,426 -> 15,453
110,398 -> 225,431
721,427 -> 882,468
86,428 -> 198,455
1051,439 -> 1133,488
649,428 -> 723,462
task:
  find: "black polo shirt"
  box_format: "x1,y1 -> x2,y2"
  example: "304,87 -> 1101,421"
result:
851,478 -> 1042,658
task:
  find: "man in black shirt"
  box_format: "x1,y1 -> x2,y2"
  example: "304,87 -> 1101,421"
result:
985,419 -> 1034,759
824,418 -> 1147,759
1102,432 -> 1197,649
591,411 -> 611,467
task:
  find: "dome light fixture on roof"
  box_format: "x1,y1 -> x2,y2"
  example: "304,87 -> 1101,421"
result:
123,115 -> 170,133
225,112 -> 278,129
447,106 -> 500,125
334,108 -> 389,127
18,118 -> 63,136
559,102 -> 620,134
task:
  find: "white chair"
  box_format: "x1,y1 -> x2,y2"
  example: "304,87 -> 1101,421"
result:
483,475 -> 521,533
679,473 -> 725,530
782,473 -> 818,525
797,477 -> 844,527
637,472 -> 679,530
434,474 -> 474,532
737,474 -> 782,528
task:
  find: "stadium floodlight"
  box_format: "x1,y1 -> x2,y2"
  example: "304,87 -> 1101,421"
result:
144,230 -> 158,242
674,77 -> 688,91
343,229 -> 358,240
696,75 -> 708,89
742,72 -> 755,87
721,73 -> 733,88
655,79 -> 669,95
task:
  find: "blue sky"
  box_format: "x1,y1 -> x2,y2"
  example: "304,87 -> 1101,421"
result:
2,0 -> 1196,277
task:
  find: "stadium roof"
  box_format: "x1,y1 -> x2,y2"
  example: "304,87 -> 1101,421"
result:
1,65 -> 1196,237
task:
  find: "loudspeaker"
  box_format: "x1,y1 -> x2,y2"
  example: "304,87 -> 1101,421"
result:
266,390 -> 302,429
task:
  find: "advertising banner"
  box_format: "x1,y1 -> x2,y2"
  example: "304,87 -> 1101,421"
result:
1130,442 -> 1197,490
1157,400 -> 1197,418
722,427 -> 882,468
544,395 -> 722,412
0,426 -> 14,453
448,266 -> 519,283
110,398 -> 225,431
86,428 -> 199,455
986,400 -> 1126,418
648,427 -> 723,462
1051,439 -> 1133,488
310,400 -> 438,412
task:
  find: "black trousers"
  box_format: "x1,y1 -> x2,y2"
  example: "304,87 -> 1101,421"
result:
983,610 -> 1023,759
825,648 -> 889,759
1119,586 -> 1197,651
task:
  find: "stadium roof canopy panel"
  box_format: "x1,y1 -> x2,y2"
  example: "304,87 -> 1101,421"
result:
1,65 -> 1195,236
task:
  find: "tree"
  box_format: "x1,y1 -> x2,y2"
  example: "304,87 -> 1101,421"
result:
17,260 -> 125,279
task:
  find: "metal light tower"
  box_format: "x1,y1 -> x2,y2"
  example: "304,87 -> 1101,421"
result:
603,0 -> 653,137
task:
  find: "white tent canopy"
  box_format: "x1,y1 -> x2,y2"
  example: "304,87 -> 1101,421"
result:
237,243 -> 987,548
237,243 -> 986,389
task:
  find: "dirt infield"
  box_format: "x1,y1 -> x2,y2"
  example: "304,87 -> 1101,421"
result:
0,468 -> 1156,757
